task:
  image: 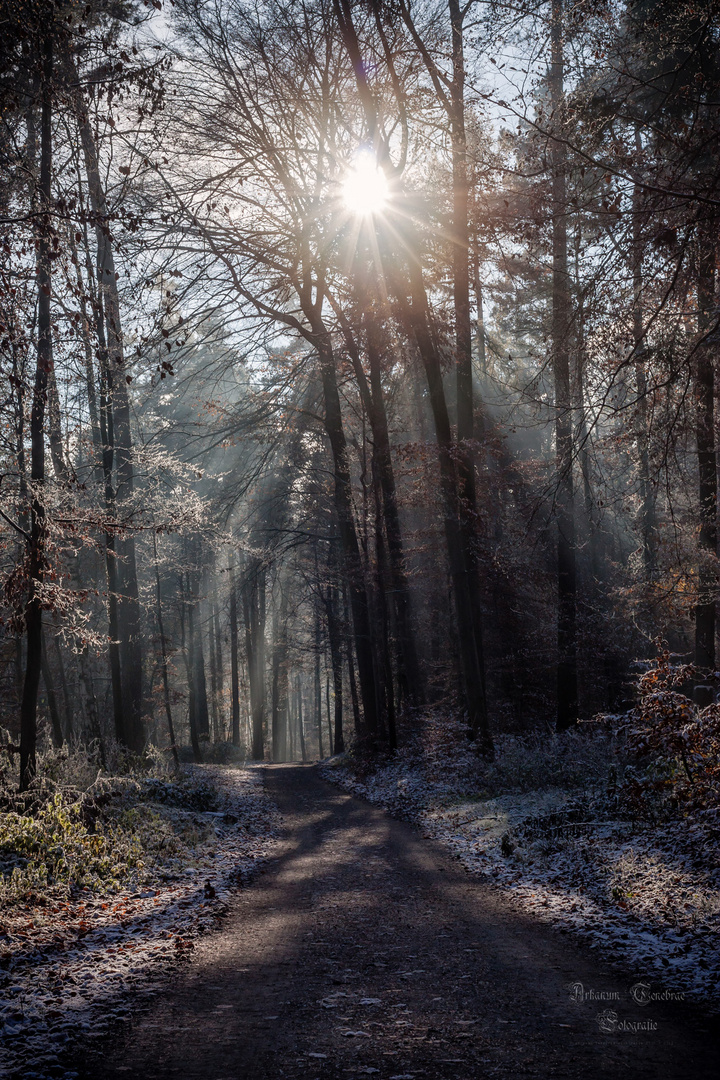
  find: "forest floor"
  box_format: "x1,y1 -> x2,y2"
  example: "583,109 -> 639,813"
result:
0,764 -> 279,1080
58,763 -> 718,1080
320,720 -> 720,1013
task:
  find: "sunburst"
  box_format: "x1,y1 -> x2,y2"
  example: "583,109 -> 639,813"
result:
341,150 -> 389,217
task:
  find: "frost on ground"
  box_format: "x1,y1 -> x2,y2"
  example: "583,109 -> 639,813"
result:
321,715 -> 720,1013
0,762 -> 279,1080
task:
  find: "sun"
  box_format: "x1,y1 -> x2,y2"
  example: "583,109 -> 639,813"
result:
341,151 -> 389,217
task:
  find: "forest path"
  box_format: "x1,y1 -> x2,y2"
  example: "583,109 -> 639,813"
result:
78,763 -> 717,1080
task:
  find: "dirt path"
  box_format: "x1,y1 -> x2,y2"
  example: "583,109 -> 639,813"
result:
73,764 -> 718,1079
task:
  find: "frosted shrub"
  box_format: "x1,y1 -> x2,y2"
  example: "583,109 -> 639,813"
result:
0,792 -> 144,902
0,744 -> 220,907
595,650 -> 720,820
480,731 -> 615,795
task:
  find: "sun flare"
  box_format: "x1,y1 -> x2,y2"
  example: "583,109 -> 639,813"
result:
341,151 -> 389,216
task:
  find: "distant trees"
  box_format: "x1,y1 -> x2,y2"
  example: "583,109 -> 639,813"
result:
0,0 -> 718,782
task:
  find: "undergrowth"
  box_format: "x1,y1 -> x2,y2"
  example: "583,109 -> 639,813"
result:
0,741 -> 220,907
590,650 -> 720,824
337,655 -> 720,827
331,712 -> 618,810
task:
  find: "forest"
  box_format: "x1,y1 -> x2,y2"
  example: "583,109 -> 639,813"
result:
0,0 -> 718,775
0,0 -> 719,1076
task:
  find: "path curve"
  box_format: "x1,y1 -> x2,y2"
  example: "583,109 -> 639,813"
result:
73,764 -> 718,1079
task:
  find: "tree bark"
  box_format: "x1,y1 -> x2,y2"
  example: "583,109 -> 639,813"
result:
450,5 -> 493,752
194,632 -> 210,740
153,531 -> 179,769
364,311 -> 424,711
20,35 -> 53,791
315,604 -> 323,759
51,632 -> 73,742
69,225 -> 102,478
182,570 -> 202,763
41,632 -> 64,748
69,54 -> 144,752
550,0 -> 578,731
335,292 -> 424,713
632,171 -> 656,580
324,580 -> 345,754
213,595 -> 224,736
270,589 -> 289,762
296,672 -> 307,761
74,217 -> 125,744
314,330 -> 381,740
79,647 -> 106,769
371,440 -> 397,748
695,222 -> 717,670
391,271 -> 493,753
47,365 -> 70,483
343,579 -> 362,741
229,562 -> 241,746
243,560 -> 266,760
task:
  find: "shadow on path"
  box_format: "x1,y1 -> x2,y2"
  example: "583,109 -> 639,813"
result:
71,763 -> 719,1079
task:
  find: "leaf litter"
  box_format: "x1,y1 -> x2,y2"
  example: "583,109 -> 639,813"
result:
0,765 -> 279,1079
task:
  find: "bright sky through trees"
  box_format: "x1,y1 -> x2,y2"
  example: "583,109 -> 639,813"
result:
341,150 -> 389,217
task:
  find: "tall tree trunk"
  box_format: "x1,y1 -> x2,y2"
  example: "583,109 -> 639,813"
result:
76,219 -> 124,743
51,632 -> 73,741
208,591 -> 220,743
69,57 -> 144,752
270,589 -> 289,762
550,0 -> 578,731
632,160 -> 656,580
272,610 -> 282,765
315,605 -> 323,759
573,226 -> 597,581
371,444 -> 397,748
243,560 -> 266,760
69,224 -> 102,477
393,272 -> 492,753
153,531 -> 179,769
278,641 -> 289,762
79,647 -> 106,768
335,293 -> 424,712
20,36 -> 53,791
194,631 -> 210,740
695,222 -> 717,670
324,581 -> 345,754
364,312 -> 424,711
326,670 -> 333,754
288,679 -> 295,761
229,562 -> 241,746
41,633 -> 64,748
213,595 -> 224,736
96,309 -> 125,746
313,330 -> 381,740
338,0 -> 492,752
343,580 -> 361,741
182,571 -> 202,764
47,366 -> 70,483
189,565 -> 210,741
296,672 -> 306,761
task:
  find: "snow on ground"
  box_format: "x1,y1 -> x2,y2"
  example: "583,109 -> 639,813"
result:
0,765 -> 279,1080
321,723 -> 720,1014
